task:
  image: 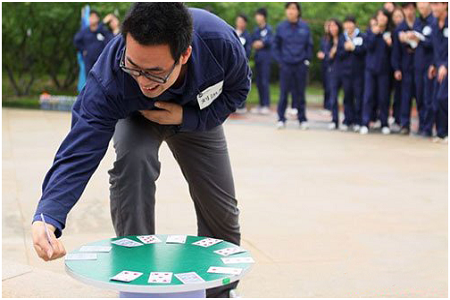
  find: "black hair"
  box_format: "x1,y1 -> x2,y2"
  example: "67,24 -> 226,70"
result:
285,2 -> 302,17
328,18 -> 343,41
376,8 -> 394,31
121,3 -> 193,61
90,10 -> 100,18
255,8 -> 268,19
237,13 -> 248,23
344,15 -> 357,24
401,2 -> 416,8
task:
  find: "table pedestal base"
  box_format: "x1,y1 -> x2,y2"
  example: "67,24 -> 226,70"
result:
119,290 -> 206,298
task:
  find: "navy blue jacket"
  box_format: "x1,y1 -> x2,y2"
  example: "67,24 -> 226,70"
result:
33,8 -> 252,237
273,19 -> 313,65
74,23 -> 114,73
251,24 -> 273,62
391,21 -> 416,73
413,13 -> 435,72
237,29 -> 252,59
336,30 -> 366,76
364,29 -> 392,75
319,36 -> 331,70
430,16 -> 448,99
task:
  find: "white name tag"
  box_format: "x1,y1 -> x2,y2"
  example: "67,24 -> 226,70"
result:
97,33 -> 105,41
197,81 -> 223,110
353,37 -> 363,46
422,25 -> 432,36
444,28 -> 448,38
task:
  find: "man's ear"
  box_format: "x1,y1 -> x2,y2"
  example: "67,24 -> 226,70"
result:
180,46 -> 192,65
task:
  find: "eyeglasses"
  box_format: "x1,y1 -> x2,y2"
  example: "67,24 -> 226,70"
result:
119,48 -> 178,84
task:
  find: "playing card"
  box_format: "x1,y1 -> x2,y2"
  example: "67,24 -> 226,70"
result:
192,238 -> 222,248
207,266 -> 242,275
175,272 -> 205,284
166,235 -> 187,244
79,245 -> 112,253
221,257 -> 255,264
110,271 -> 143,282
148,272 -> 173,284
111,238 -> 143,248
65,253 -> 97,261
136,235 -> 162,244
213,247 -> 246,257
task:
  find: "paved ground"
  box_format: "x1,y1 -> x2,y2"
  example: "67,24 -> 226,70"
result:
2,107 -> 448,297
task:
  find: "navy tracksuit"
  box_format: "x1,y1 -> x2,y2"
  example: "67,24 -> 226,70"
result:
320,36 -> 332,110
273,19 -> 313,122
252,24 -> 273,108
236,29 -> 252,110
430,17 -> 448,138
415,14 -> 438,135
329,30 -> 366,126
392,20 -> 417,130
362,29 -> 392,128
74,24 -> 114,76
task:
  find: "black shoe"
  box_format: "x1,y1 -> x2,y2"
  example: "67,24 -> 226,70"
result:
399,127 -> 410,135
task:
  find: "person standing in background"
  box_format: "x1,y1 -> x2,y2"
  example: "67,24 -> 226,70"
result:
250,8 -> 273,116
74,10 -> 114,76
336,15 -> 366,132
391,3 -> 418,135
104,13 -> 121,36
360,9 -> 393,135
273,2 -> 313,130
428,2 -> 448,143
390,7 -> 406,131
410,2 -> 435,137
326,18 -> 344,130
235,13 -> 252,114
384,2 -> 396,15
317,20 -> 332,114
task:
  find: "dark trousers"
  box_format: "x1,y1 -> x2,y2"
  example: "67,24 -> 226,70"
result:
255,59 -> 271,108
329,72 -> 363,126
277,62 -> 308,122
433,77 -> 448,138
400,71 -> 416,129
362,70 -> 390,127
108,114 -> 241,297
392,79 -> 402,125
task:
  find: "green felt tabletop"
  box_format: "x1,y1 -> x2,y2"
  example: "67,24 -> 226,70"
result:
65,235 -> 253,293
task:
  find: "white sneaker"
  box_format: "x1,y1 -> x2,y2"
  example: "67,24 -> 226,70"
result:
353,125 -> 361,132
229,289 -> 241,298
390,123 -> 401,133
340,124 -> 349,131
381,126 -> 391,135
276,121 -> 286,130
388,116 -> 395,125
300,121 -> 309,130
260,106 -> 270,115
236,107 -> 247,114
434,136 -> 448,144
328,122 -> 337,130
360,126 -> 369,135
443,137 -> 449,144
250,106 -> 261,114
372,120 -> 381,129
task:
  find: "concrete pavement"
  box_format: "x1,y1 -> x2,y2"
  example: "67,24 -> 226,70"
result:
2,107 -> 447,297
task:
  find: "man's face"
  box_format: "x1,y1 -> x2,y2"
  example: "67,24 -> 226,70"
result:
255,14 -> 265,27
417,2 -> 431,17
89,13 -> 99,27
402,4 -> 416,19
235,17 -> 247,31
285,4 -> 299,22
431,2 -> 448,19
344,21 -> 355,34
124,34 -> 191,98
384,2 -> 395,13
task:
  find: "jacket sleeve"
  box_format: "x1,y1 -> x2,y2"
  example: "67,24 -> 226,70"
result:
391,28 -> 402,72
180,39 -> 252,132
262,27 -> 273,49
272,24 -> 283,63
32,74 -> 121,237
364,30 -> 377,52
306,26 -> 314,61
336,35 -> 350,60
73,29 -> 84,52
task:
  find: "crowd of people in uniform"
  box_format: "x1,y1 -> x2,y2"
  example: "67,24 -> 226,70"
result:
234,2 -> 448,143
73,3 -> 448,143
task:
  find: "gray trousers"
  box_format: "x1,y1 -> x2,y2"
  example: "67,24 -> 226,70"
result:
108,113 -> 240,298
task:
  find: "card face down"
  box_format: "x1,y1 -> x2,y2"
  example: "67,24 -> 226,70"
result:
65,253 -> 98,261
166,235 -> 187,244
79,246 -> 112,253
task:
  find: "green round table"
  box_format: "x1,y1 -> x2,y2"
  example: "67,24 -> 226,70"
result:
65,235 -> 253,298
